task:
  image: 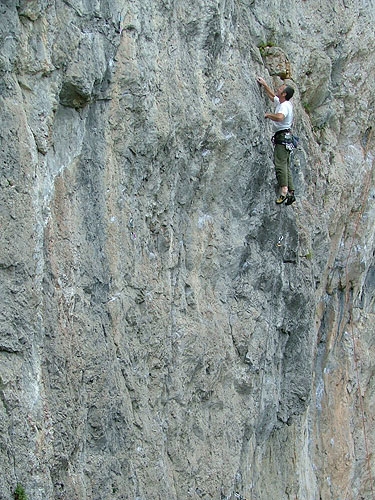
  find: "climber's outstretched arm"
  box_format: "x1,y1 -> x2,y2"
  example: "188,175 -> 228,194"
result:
257,77 -> 275,100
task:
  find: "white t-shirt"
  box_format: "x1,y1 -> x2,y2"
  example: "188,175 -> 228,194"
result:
272,96 -> 293,132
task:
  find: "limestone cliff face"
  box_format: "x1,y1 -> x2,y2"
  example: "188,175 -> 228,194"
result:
1,1 -> 375,499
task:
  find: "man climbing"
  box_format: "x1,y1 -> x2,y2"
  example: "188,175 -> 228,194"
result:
257,76 -> 296,205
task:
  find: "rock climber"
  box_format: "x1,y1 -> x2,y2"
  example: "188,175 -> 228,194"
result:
257,76 -> 296,205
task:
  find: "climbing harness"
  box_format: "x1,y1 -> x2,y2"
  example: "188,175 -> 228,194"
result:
272,129 -> 299,150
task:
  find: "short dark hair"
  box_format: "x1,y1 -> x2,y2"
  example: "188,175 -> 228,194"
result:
284,86 -> 294,100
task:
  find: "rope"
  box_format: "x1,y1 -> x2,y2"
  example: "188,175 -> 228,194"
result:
339,126 -> 375,499
277,200 -> 284,247
339,127 -> 374,341
235,211 -> 284,500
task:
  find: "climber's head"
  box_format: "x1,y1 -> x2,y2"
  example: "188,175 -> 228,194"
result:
277,84 -> 294,102
284,85 -> 294,101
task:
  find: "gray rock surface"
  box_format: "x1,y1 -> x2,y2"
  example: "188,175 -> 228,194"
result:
1,0 -> 375,499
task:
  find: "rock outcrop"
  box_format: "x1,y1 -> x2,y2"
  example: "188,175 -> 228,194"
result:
1,1 -> 375,499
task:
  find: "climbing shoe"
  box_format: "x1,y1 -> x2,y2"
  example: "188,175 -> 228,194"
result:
275,194 -> 288,204
285,193 -> 296,206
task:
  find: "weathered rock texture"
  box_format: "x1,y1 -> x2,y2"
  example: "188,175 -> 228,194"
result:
1,1 -> 375,499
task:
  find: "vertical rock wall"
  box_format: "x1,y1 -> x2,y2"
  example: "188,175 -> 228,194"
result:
1,0 -> 375,499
